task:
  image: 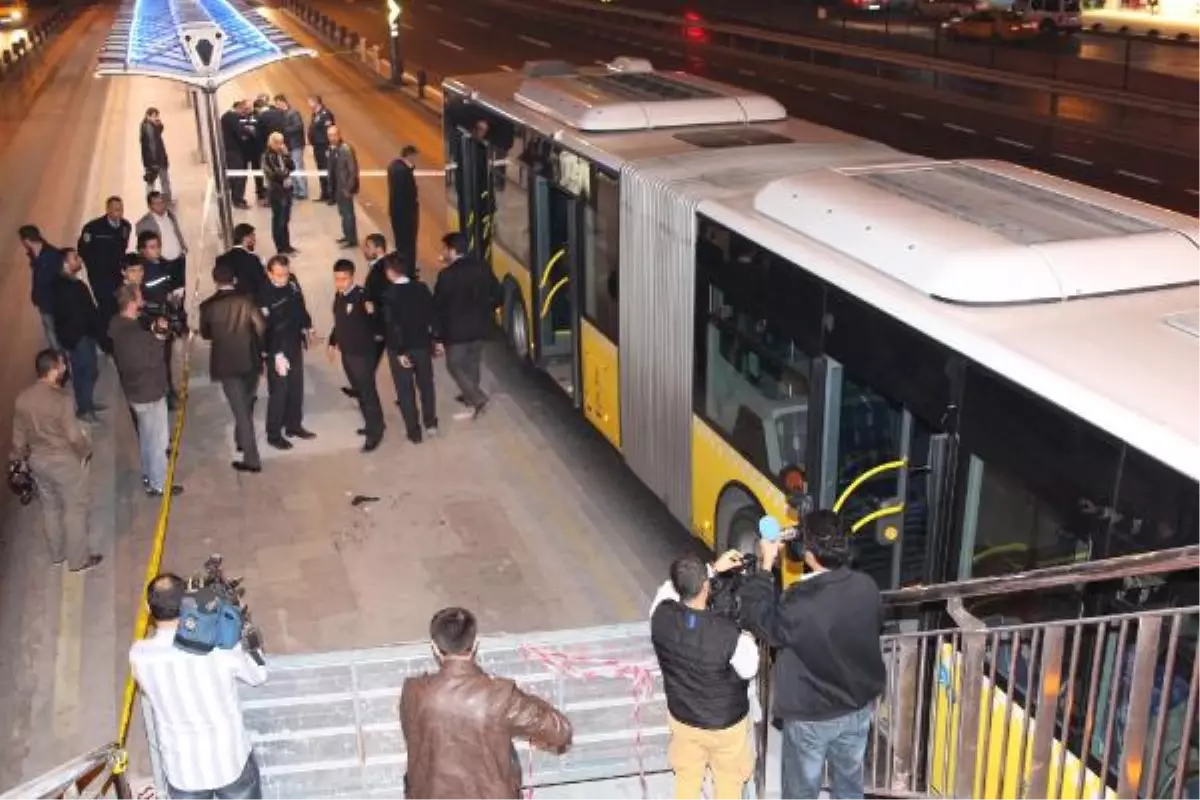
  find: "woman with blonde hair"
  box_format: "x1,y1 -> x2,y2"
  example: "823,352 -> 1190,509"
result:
262,131 -> 297,255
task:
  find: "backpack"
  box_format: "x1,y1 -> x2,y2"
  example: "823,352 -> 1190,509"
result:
174,584 -> 244,655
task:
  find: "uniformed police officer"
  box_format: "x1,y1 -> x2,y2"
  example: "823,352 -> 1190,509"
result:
77,196 -> 132,352
258,255 -> 316,450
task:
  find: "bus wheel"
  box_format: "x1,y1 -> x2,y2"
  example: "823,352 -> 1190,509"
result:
728,507 -> 763,557
715,488 -> 763,556
506,290 -> 530,360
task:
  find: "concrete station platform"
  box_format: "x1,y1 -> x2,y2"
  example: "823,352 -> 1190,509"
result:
0,10 -> 702,792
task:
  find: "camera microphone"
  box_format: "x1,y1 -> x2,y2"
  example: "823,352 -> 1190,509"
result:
758,516 -> 797,543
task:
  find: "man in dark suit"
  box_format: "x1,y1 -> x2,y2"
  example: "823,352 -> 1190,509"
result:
200,260 -> 267,473
387,145 -> 420,275
52,249 -> 105,422
220,100 -> 252,210
215,223 -> 266,299
329,259 -> 384,452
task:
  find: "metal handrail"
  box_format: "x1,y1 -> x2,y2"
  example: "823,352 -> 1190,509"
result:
882,544 -> 1199,607
0,742 -> 128,799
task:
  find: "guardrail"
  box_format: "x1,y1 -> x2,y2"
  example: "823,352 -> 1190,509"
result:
0,743 -> 130,800
0,7 -> 74,83
271,0 -> 445,113
479,0 -> 1195,155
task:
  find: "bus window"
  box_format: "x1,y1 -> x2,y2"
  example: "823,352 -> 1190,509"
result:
494,123 -> 530,269
584,169 -> 620,342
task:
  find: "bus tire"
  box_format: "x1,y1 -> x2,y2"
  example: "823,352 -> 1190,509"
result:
504,284 -> 530,361
715,486 -> 763,556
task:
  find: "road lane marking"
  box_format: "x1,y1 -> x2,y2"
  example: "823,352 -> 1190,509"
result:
830,92 -> 853,102
1187,189 -> 1199,197
1053,153 -> 1093,166
871,103 -> 886,110
1115,169 -> 1162,185
738,68 -> 757,77
593,59 -> 608,66
901,111 -> 925,121
498,64 -> 515,72
518,34 -> 552,48
426,2 -> 442,9
667,49 -> 681,56
995,136 -> 1033,150
466,16 -> 490,27
401,21 -> 414,29
795,83 -> 815,92
943,122 -> 976,134
437,38 -> 464,51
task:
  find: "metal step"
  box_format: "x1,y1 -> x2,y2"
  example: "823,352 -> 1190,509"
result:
215,623 -> 668,799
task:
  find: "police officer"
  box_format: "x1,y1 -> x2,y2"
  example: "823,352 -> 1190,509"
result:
258,255 -> 316,450
387,145 -> 420,275
77,196 -> 132,352
220,100 -> 252,210
328,259 -> 384,452
307,95 -> 335,203
244,98 -> 266,204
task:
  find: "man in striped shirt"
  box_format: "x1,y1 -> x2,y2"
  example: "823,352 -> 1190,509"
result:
130,574 -> 268,799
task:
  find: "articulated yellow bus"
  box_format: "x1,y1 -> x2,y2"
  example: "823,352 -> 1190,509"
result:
441,58 -> 1199,796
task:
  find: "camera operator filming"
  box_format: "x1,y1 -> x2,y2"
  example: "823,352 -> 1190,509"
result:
650,549 -> 759,800
130,572 -> 267,800
739,510 -> 886,800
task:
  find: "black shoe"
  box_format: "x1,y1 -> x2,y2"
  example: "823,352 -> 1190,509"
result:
232,461 -> 262,473
341,387 -> 359,399
69,554 -> 103,573
267,436 -> 293,450
473,401 -> 488,420
336,237 -> 348,245
407,433 -> 423,445
93,402 -> 107,412
325,198 -> 337,206
285,427 -> 317,440
233,200 -> 251,210
281,247 -> 299,256
146,485 -> 184,497
362,436 -> 382,452
341,240 -> 358,249
454,394 -> 470,407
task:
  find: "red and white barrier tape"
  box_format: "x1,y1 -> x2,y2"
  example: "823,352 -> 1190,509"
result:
517,643 -> 656,799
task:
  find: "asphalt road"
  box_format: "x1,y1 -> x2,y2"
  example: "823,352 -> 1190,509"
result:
631,0 -> 1200,80
307,0 -> 1199,214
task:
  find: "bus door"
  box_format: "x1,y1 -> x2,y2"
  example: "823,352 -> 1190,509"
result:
815,358 -> 951,593
450,127 -> 495,262
530,174 -> 582,401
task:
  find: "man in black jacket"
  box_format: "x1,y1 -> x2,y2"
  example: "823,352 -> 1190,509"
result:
200,260 -> 266,473
52,249 -> 105,423
432,232 -> 501,421
246,97 -> 267,203
109,283 -> 182,498
329,259 -> 384,452
258,255 -> 315,449
77,196 -> 131,352
387,145 -> 420,274
220,100 -> 252,210
383,255 -> 438,444
740,510 -> 886,800
650,551 -> 758,800
276,94 -> 308,200
307,95 -> 335,202
215,223 -> 266,299
140,107 -> 172,203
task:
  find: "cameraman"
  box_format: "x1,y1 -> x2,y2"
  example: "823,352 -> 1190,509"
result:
650,550 -> 757,800
740,511 -> 885,800
130,573 -> 267,799
108,283 -> 182,498
136,229 -> 185,409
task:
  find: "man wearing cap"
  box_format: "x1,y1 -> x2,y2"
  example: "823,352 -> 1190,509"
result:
387,145 -> 420,275
740,510 -> 886,800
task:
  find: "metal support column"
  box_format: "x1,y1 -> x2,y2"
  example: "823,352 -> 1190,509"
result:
387,0 -> 402,85
191,88 -> 208,165
202,89 -> 234,249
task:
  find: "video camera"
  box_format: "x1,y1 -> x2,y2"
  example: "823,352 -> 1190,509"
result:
707,551 -> 760,624
175,555 -> 265,665
141,297 -> 189,338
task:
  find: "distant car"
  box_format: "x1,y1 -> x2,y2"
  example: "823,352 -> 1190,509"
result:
1010,0 -> 1083,34
912,0 -> 989,19
943,8 -> 1042,39
0,1 -> 25,26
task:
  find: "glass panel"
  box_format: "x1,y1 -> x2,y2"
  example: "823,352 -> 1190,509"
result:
494,124 -> 530,269
584,170 -> 620,342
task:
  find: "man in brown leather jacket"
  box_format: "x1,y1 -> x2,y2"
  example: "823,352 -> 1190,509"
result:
400,607 -> 573,799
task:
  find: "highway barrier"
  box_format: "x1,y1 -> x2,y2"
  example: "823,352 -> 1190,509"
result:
0,7 -> 74,83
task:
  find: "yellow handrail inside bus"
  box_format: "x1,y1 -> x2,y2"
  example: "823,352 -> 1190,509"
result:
112,342 -> 192,773
851,503 -> 906,535
541,276 -> 570,320
539,248 -> 566,290
833,458 -> 907,514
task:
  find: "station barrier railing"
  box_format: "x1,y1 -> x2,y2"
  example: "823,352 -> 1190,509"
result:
472,0 -> 1196,142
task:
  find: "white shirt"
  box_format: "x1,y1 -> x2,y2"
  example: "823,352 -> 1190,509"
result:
129,628 -> 268,791
649,570 -> 760,680
153,211 -> 184,260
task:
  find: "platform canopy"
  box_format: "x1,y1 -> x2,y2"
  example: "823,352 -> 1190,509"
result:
95,0 -> 315,89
